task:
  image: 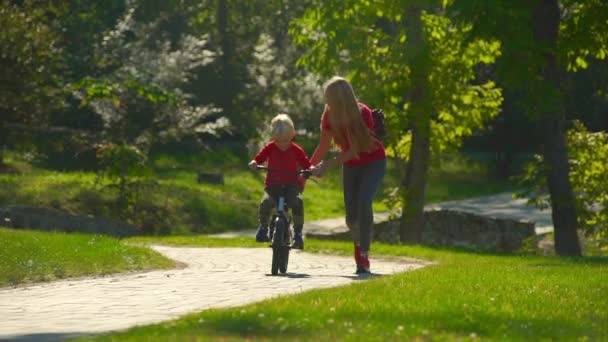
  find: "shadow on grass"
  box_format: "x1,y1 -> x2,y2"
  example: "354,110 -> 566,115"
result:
181,313 -> 308,340
193,307 -> 599,341
553,256 -> 608,265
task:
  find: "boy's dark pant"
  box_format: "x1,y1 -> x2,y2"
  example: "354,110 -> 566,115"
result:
259,184 -> 304,234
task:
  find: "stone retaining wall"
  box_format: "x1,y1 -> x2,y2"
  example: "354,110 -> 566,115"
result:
308,209 -> 536,252
374,209 -> 535,251
0,205 -> 138,237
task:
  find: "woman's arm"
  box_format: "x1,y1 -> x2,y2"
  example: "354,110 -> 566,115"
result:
310,128 -> 332,165
326,148 -> 356,169
313,148 -> 356,177
311,128 -> 358,177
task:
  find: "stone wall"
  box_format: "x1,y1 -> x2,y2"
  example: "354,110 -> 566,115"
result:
374,209 -> 535,252
0,205 -> 138,237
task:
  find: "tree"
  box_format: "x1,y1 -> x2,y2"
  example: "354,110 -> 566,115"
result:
74,1 -> 225,149
188,0 -> 319,139
533,0 -> 580,256
518,121 -> 608,253
0,1 -> 62,166
291,0 -> 502,242
450,0 -> 608,256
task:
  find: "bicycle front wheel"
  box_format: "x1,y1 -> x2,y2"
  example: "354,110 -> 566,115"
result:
271,217 -> 288,275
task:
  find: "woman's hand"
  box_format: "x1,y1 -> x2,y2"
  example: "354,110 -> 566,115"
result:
248,160 -> 258,170
312,161 -> 327,178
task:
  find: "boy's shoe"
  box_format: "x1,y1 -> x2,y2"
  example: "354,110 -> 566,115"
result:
255,226 -> 270,242
291,233 -> 304,249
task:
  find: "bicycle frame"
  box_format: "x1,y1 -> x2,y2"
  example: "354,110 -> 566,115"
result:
256,165 -> 311,275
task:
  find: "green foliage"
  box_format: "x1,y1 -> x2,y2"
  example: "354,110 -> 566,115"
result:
76,77 -> 177,107
0,1 -> 63,122
291,1 -> 503,221
421,13 -> 502,155
565,122 -> 608,250
515,121 -> 608,251
291,2 -> 502,154
560,1 -> 608,72
96,143 -> 155,220
449,0 -> 608,115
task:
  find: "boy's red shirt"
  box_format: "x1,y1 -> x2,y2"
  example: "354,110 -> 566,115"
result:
254,141 -> 312,186
321,102 -> 386,166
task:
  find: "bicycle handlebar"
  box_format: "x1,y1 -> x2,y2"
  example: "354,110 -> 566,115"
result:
255,165 -> 312,179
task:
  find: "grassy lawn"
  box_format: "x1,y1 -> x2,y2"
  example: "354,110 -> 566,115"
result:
0,228 -> 175,287
0,151 -> 518,236
75,237 -> 607,341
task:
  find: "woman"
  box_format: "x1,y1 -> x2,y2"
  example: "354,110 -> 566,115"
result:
311,76 -> 386,274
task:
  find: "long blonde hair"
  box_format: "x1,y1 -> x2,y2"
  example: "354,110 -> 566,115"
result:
323,76 -> 373,154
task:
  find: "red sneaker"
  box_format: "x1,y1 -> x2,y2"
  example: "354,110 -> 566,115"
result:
354,244 -> 370,274
354,243 -> 362,265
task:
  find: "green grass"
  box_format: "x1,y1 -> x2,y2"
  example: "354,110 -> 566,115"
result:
0,228 -> 175,287
425,153 -> 518,203
77,237 -> 608,341
0,150 -> 519,235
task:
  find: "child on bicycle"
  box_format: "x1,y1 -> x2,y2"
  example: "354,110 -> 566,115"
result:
248,113 -> 312,249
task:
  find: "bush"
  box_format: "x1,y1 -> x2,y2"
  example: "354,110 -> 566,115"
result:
96,143 -> 155,220
515,121 -> 608,253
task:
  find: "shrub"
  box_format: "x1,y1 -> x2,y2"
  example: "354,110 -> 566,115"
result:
515,120 -> 608,253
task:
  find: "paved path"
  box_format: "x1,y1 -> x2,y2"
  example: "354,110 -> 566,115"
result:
214,192 -> 554,238
0,246 -> 429,341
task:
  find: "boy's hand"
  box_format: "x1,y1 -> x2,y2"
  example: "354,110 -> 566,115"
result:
248,160 -> 258,170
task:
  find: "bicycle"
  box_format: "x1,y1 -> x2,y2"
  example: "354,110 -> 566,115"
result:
255,165 -> 312,275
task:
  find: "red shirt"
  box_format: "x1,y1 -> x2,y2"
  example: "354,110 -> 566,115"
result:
254,141 -> 312,185
321,102 -> 386,165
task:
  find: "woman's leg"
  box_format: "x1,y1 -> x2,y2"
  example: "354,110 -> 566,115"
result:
356,159 -> 387,253
342,164 -> 362,243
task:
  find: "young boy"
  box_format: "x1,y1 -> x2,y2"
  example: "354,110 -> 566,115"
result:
248,114 -> 311,249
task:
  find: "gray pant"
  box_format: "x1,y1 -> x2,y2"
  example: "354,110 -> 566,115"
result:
342,159 -> 386,252
259,184 -> 304,233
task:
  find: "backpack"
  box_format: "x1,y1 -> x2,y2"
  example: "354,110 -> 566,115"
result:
371,108 -> 386,140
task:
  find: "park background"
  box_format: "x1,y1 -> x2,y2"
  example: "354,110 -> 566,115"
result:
1,1 -> 607,340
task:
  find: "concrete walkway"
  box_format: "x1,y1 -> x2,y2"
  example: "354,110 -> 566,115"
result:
0,246 -> 429,341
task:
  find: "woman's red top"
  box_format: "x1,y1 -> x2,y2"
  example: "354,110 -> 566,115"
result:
321,102 -> 386,166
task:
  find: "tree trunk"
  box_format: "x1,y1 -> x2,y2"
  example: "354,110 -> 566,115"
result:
400,112 -> 431,243
399,6 -> 432,243
533,0 -> 581,256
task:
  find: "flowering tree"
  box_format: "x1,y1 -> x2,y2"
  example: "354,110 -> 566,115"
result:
74,2 -> 227,148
